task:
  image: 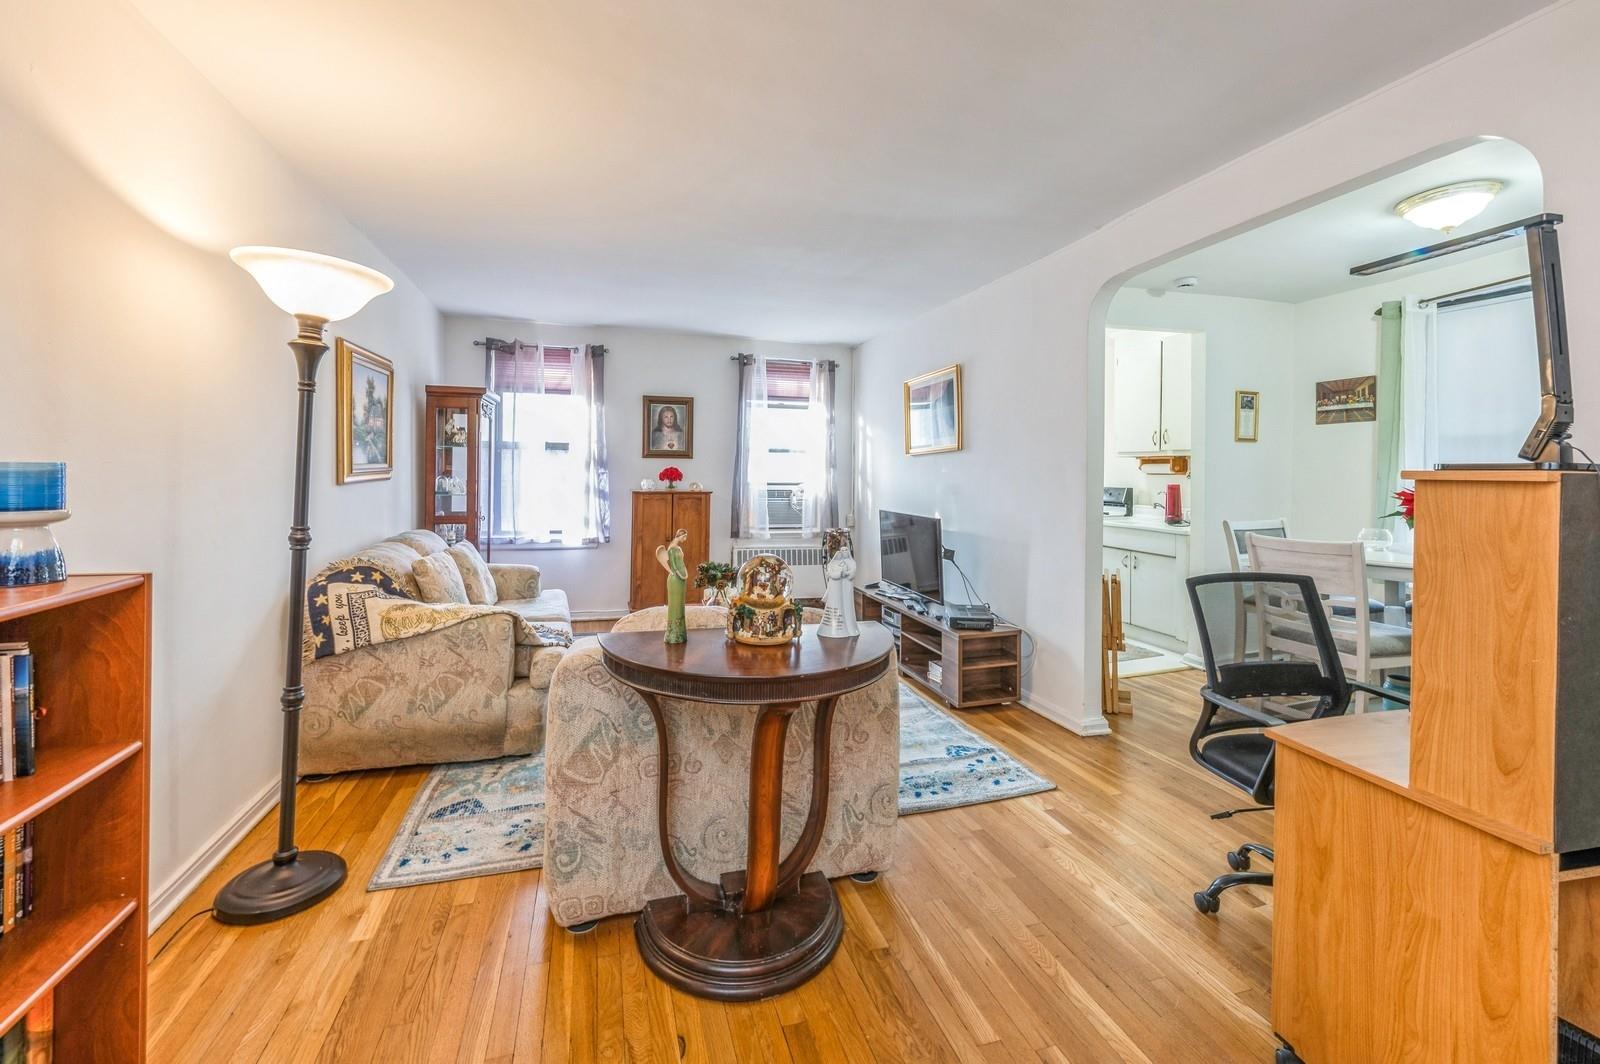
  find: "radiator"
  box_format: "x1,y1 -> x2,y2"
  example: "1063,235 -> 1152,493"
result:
731,543 -> 826,598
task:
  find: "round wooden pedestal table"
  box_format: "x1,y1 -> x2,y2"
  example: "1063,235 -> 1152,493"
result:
596,623 -> 894,1002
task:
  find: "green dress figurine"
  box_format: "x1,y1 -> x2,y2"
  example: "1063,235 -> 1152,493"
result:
656,528 -> 689,644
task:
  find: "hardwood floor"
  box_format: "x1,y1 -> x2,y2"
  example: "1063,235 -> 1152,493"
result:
148,668 -> 1279,1062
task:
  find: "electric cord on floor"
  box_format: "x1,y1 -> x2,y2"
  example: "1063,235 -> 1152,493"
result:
151,907 -> 214,963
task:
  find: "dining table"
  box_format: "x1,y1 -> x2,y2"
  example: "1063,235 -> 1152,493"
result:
1364,547 -> 1414,626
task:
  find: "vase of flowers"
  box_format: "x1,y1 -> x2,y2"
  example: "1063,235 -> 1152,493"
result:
658,465 -> 684,490
1383,487 -> 1416,528
695,560 -> 737,607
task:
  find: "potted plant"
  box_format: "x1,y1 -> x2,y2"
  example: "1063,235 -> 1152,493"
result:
658,465 -> 684,490
1383,487 -> 1416,528
695,560 -> 737,607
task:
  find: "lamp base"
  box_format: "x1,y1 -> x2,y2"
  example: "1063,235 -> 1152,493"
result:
213,850 -> 347,926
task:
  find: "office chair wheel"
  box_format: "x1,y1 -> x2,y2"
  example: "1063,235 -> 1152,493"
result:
1227,849 -> 1251,871
1193,890 -> 1220,914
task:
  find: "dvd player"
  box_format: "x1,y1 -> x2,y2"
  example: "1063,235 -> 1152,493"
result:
944,603 -> 995,631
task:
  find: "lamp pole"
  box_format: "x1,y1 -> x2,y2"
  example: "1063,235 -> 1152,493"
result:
214,314 -> 346,924
215,247 -> 392,925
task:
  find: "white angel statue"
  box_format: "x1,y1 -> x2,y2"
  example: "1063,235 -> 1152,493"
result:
818,527 -> 860,639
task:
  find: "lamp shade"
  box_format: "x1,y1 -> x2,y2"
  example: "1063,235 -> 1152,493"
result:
229,246 -> 394,322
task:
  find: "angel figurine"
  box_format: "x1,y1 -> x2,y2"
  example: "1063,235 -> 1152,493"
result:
818,527 -> 860,638
655,528 -> 689,644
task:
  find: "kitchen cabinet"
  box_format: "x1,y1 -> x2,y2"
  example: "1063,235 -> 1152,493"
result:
1103,522 -> 1190,649
1109,331 -> 1191,455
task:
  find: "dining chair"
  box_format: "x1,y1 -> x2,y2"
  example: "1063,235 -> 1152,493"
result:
1222,518 -> 1287,573
1244,535 -> 1412,712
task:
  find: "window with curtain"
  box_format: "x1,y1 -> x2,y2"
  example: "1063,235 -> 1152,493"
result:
733,356 -> 836,538
490,342 -> 609,546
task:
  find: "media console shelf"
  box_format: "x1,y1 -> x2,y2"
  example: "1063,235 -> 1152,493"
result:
854,585 -> 1021,709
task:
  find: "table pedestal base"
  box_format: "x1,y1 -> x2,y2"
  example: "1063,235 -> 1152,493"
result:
634,871 -> 843,1002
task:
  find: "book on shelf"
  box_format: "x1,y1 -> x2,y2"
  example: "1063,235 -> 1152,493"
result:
0,645 -> 36,782
0,820 -> 36,936
0,992 -> 52,1064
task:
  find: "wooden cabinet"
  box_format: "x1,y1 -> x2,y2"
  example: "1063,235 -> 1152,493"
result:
423,386 -> 498,555
629,490 -> 712,610
0,575 -> 151,1060
1109,331 -> 1192,455
855,586 -> 1022,708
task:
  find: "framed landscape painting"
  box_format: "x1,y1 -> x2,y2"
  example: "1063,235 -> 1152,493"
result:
336,338 -> 395,483
904,364 -> 963,455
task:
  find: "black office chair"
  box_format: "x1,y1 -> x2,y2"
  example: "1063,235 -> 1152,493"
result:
1184,571 -> 1408,914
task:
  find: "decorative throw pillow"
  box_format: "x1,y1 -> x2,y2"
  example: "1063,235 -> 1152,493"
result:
411,552 -> 469,604
449,541 -> 498,606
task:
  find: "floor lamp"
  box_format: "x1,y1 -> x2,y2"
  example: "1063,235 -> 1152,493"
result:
214,246 -> 394,925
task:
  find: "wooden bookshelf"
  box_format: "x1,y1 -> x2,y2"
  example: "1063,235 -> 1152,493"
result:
0,574 -> 149,1060
855,585 -> 1022,708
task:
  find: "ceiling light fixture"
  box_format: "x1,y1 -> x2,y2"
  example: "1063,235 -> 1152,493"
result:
1394,180 -> 1503,234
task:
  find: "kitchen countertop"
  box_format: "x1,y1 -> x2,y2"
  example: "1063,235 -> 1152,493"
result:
1103,513 -> 1192,536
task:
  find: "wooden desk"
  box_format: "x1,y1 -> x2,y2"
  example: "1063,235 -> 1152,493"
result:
1272,711 -> 1599,1063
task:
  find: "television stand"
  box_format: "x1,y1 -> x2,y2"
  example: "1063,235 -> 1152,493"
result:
855,586 -> 1022,709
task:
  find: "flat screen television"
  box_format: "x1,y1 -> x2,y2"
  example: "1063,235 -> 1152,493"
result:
879,510 -> 943,603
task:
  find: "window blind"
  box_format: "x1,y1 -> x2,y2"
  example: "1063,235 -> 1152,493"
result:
764,359 -> 812,402
492,345 -> 576,395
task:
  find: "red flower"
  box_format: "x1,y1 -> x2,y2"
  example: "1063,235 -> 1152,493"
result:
1383,487 -> 1415,528
658,466 -> 684,484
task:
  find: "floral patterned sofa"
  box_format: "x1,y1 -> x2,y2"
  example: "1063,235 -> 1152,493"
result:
299,529 -> 573,775
543,604 -> 899,929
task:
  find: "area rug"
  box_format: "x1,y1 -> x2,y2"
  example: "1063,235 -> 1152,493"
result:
1117,643 -> 1161,663
369,683 -> 1054,890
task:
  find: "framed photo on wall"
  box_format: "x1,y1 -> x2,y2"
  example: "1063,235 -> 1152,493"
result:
643,395 -> 694,458
904,364 -> 963,455
1234,390 -> 1259,442
336,338 -> 395,484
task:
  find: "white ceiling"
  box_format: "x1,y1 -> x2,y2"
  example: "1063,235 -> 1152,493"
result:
130,0 -> 1552,343
1125,139 -> 1545,304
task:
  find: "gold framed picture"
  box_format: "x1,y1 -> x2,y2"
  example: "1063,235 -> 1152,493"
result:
903,364 -> 963,455
336,338 -> 395,483
1234,389 -> 1259,442
642,395 -> 694,458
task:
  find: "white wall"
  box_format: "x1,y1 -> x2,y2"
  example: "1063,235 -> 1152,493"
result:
855,1 -> 1600,736
1289,246 -> 1528,540
0,0 -> 442,910
1106,291 -> 1298,575
439,316 -> 852,615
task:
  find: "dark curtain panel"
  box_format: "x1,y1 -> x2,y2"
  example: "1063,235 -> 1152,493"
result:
730,353 -> 754,537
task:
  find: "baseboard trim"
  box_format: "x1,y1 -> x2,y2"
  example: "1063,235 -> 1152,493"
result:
149,776 -> 279,933
570,609 -> 628,621
1021,690 -> 1113,737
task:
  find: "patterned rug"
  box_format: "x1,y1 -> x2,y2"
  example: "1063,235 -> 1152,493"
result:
369,682 -> 1054,890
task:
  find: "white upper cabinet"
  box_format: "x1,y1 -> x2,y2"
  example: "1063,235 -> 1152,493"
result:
1109,329 -> 1191,455
1159,335 -> 1192,451
1110,332 -> 1164,455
